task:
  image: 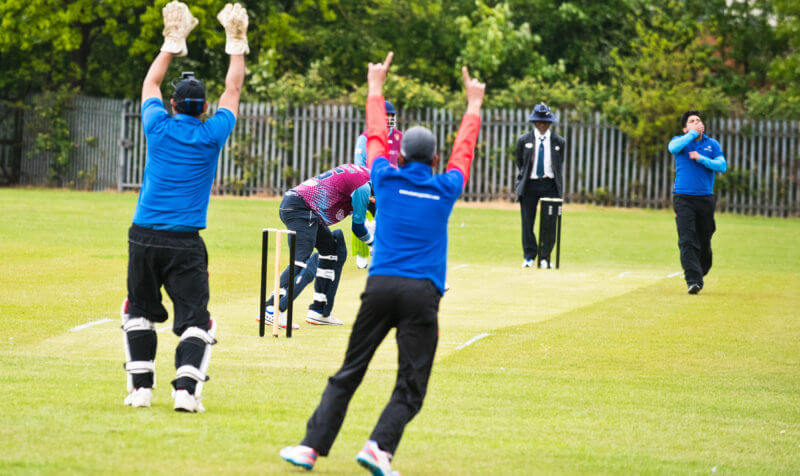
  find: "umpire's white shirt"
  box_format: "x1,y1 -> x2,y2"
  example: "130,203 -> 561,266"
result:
530,129 -> 554,179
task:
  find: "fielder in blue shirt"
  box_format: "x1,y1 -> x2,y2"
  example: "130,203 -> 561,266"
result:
668,110 -> 727,294
121,1 -> 248,413
281,52 -> 486,476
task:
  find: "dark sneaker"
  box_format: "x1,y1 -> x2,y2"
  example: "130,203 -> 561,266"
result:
688,283 -> 702,295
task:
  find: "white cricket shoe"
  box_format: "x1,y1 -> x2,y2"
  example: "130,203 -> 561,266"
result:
540,259 -> 554,269
521,259 -> 534,268
264,306 -> 300,329
173,389 -> 205,413
124,387 -> 152,408
356,254 -> 370,269
280,445 -> 318,470
306,310 -> 343,325
356,440 -> 399,476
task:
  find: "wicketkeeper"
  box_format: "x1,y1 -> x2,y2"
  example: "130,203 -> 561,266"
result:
121,1 -> 248,412
280,52 -> 485,476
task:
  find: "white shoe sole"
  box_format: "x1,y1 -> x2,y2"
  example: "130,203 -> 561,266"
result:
305,315 -> 343,326
173,390 -> 205,413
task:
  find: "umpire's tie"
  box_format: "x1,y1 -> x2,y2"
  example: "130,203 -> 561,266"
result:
536,136 -> 546,178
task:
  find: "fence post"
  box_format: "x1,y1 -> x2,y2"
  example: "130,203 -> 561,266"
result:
117,99 -> 132,192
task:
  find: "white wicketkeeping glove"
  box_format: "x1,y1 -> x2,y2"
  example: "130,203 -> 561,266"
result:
217,3 -> 250,55
161,1 -> 199,57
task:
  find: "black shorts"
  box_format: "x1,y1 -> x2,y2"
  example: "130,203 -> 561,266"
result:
126,224 -> 210,335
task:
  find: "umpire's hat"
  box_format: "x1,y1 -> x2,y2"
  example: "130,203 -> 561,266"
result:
528,103 -> 557,123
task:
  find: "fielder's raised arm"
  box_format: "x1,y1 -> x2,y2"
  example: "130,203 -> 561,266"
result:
217,3 -> 249,119
446,67 -> 485,187
365,52 -> 393,168
142,1 -> 199,103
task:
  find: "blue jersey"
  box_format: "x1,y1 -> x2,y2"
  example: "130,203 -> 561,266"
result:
368,159 -> 465,294
668,130 -> 726,196
133,98 -> 236,229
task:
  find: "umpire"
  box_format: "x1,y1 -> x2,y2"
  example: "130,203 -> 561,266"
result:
121,1 -> 248,412
515,103 -> 565,268
668,110 -> 727,294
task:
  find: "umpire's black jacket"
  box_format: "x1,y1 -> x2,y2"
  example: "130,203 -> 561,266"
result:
514,130 -> 566,198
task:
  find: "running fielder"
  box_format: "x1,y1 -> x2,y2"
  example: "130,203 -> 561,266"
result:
280,52 -> 485,475
121,1 -> 248,412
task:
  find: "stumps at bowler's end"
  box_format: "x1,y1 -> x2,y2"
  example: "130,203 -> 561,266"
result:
537,198 -> 563,269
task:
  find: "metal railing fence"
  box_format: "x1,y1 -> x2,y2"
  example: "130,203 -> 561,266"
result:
2,96 -> 798,216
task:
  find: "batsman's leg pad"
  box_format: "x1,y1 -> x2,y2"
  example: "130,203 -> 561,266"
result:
121,299 -> 157,392
324,230 -> 348,315
310,254 -> 337,313
277,259 -> 316,311
172,320 -> 217,397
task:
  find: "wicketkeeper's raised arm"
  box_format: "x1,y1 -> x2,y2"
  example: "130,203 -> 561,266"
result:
446,67 -> 485,186
217,3 -> 249,118
142,1 -> 198,102
366,52 -> 393,169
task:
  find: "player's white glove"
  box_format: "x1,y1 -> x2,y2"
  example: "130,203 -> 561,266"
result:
365,219 -> 376,237
161,1 -> 198,57
217,3 -> 250,55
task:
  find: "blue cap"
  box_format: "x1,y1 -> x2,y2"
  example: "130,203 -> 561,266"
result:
385,100 -> 396,115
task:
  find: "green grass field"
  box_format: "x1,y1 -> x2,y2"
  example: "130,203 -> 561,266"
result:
1,188 -> 799,474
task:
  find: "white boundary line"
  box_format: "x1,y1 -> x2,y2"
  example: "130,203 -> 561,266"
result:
456,333 -> 491,350
69,318 -> 113,332
667,272 -> 682,278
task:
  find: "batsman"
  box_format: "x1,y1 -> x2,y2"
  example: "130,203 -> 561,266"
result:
121,1 -> 248,412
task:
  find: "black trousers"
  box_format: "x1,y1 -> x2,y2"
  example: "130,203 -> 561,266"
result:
520,178 -> 559,260
673,194 -> 716,286
301,275 -> 441,457
127,224 -> 211,393
127,224 -> 210,334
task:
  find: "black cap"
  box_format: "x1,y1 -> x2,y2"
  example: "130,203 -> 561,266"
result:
172,74 -> 206,115
400,126 -> 437,164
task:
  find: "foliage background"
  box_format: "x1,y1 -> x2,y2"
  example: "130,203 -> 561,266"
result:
2,0 -> 800,157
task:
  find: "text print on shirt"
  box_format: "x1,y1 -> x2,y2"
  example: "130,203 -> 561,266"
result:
399,189 -> 441,200
301,163 -> 366,187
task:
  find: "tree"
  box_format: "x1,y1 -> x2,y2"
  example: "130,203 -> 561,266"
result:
454,1 -> 562,90
604,2 -> 729,161
0,0 -> 150,99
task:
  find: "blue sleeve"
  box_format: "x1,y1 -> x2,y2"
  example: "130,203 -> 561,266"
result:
369,157 -> 391,187
668,129 -> 700,155
350,182 -> 372,242
440,170 -> 465,199
697,155 -> 727,173
203,107 -> 237,146
354,135 -> 367,167
141,98 -> 169,135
